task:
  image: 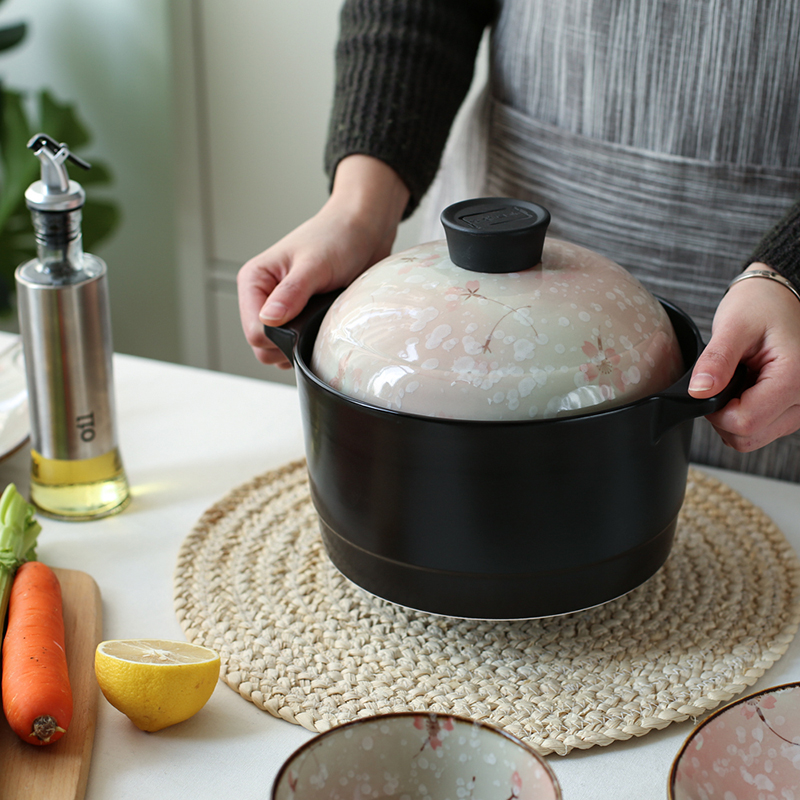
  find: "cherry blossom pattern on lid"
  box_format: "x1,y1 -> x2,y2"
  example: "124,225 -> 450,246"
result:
312,237 -> 684,420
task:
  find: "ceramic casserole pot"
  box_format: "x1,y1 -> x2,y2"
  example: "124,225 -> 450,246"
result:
265,198 -> 743,619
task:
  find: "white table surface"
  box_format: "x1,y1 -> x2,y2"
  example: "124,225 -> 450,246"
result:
2,338 -> 799,800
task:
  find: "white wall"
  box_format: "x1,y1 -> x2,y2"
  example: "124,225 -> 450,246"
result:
0,0 -> 179,363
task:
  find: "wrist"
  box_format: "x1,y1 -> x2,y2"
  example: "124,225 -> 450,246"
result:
727,264 -> 800,305
329,155 -> 410,229
744,262 -> 778,274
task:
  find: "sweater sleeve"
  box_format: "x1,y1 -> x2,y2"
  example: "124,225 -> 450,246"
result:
324,0 -> 497,218
747,200 -> 800,295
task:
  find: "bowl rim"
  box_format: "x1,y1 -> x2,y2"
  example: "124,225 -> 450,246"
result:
271,710 -> 563,800
667,680 -> 800,798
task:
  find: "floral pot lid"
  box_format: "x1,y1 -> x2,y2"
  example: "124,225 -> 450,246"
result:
311,198 -> 684,421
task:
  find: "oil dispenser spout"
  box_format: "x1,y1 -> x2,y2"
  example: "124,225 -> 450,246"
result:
25,133 -> 90,212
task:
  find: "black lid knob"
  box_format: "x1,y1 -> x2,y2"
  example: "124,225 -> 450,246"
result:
441,198 -> 551,273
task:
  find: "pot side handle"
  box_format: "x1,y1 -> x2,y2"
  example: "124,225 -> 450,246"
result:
262,290 -> 341,366
651,361 -> 749,440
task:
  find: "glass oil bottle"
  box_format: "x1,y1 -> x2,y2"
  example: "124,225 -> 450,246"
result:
15,134 -> 130,520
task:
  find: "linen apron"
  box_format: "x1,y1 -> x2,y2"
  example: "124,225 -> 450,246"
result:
419,0 -> 800,482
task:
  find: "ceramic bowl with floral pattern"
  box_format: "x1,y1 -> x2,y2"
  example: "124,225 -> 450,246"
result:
669,682 -> 800,800
312,235 -> 683,421
273,712 -> 561,800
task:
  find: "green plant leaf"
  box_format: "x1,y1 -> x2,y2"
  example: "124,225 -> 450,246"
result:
0,198 -> 33,311
82,198 -> 121,252
78,160 -> 113,186
0,89 -> 35,232
0,22 -> 26,53
38,90 -> 91,152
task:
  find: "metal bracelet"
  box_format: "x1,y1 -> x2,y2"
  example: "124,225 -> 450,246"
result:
726,269 -> 800,304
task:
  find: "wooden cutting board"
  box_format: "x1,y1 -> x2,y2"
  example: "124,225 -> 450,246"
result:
0,568 -> 102,800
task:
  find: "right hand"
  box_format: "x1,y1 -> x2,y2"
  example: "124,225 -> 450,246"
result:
237,155 -> 411,367
689,263 -> 800,451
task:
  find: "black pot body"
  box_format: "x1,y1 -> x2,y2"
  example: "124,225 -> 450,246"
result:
278,300 -> 738,619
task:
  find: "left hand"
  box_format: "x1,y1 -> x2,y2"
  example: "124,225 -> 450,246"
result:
688,263 -> 800,451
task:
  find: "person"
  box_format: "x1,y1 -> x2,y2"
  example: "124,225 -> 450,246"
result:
238,0 -> 800,481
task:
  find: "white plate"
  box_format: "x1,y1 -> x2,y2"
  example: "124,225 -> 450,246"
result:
0,339 -> 29,462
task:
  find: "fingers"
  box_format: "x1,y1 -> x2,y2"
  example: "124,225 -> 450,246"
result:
706,355 -> 800,446
258,255 -> 329,326
706,399 -> 800,451
692,270 -> 800,451
688,276 -> 763,399
688,340 -> 742,398
236,251 -> 292,367
235,215 -> 366,367
236,156 -> 410,371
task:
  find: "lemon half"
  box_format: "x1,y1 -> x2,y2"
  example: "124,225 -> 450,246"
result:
95,639 -> 220,732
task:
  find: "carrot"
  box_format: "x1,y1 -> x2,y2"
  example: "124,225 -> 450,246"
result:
2,561 -> 72,745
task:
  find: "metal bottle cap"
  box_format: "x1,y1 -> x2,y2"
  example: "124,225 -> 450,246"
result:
24,133 -> 89,212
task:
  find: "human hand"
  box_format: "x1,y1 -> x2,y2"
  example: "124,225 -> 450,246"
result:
688,264 -> 800,451
237,155 -> 410,367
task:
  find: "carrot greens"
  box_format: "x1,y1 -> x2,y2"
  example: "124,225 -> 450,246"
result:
0,484 -> 41,633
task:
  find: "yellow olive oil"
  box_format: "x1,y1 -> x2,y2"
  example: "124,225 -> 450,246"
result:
30,447 -> 130,520
17,136 -> 130,524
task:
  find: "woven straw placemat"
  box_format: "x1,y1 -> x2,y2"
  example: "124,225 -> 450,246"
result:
174,460 -> 800,756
